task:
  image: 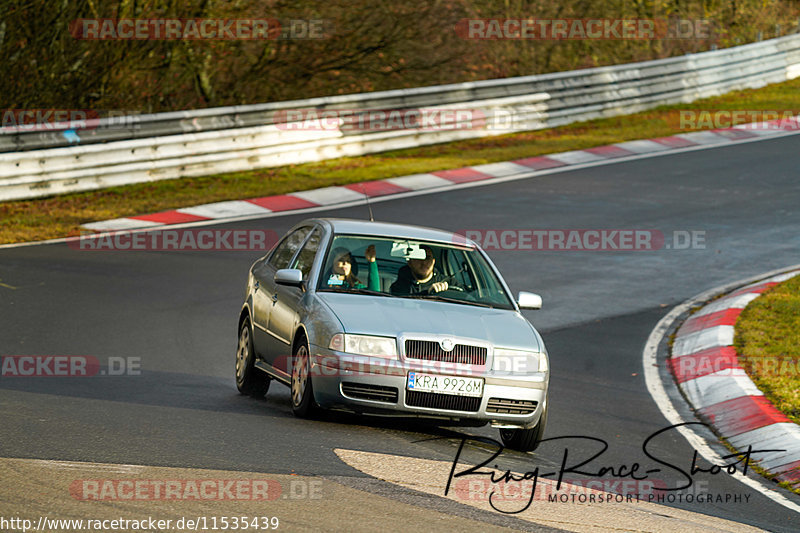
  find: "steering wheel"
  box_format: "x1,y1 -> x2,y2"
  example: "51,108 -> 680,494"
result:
425,284 -> 465,295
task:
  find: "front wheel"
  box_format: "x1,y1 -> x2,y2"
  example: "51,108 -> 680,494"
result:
499,407 -> 547,452
236,319 -> 270,397
290,340 -> 318,418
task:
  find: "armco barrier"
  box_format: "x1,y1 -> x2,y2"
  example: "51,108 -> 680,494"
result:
2,34 -> 800,201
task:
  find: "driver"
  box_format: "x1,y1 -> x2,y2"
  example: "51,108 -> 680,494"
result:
390,245 -> 453,295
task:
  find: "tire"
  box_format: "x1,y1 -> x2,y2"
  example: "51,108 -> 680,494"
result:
235,319 -> 270,397
499,407 -> 547,452
290,339 -> 318,418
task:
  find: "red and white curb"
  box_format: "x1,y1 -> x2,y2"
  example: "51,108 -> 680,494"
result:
669,270 -> 800,487
82,118 -> 800,232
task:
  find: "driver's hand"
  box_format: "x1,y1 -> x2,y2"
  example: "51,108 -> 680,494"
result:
430,281 -> 448,293
365,244 -> 376,262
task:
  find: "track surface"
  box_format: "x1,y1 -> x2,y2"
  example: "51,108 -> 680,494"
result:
2,135 -> 800,531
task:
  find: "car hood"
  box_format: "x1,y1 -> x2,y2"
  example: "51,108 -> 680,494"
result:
316,292 -> 541,352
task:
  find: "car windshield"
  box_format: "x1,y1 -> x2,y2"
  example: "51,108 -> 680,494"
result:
317,234 -> 515,310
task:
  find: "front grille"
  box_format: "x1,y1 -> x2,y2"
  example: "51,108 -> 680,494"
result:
405,339 -> 487,365
341,382 -> 398,403
405,390 -> 481,412
487,398 -> 538,415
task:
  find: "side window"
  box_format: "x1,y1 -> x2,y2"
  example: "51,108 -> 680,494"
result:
268,227 -> 311,269
292,228 -> 323,279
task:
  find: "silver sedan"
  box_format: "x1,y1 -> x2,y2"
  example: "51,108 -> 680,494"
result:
235,218 -> 550,451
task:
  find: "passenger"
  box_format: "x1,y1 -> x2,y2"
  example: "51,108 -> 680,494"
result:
325,245 -> 380,291
390,245 -> 451,295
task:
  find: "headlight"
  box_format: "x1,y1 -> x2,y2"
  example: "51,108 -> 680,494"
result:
493,348 -> 548,373
328,333 -> 398,359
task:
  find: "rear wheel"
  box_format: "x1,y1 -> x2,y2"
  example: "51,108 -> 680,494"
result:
291,339 -> 318,418
236,319 -> 270,397
499,407 -> 547,452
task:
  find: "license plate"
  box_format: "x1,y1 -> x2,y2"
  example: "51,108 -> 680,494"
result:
407,372 -> 483,397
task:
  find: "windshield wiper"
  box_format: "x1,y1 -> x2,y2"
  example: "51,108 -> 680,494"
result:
401,293 -> 494,308
319,288 -> 393,297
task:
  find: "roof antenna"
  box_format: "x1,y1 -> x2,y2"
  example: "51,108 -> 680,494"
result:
359,184 -> 374,222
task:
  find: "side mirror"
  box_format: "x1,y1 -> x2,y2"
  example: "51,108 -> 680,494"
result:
275,268 -> 304,287
517,291 -> 542,310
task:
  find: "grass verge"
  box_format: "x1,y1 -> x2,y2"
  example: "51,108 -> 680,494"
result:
734,274 -> 800,427
3,77 -> 800,244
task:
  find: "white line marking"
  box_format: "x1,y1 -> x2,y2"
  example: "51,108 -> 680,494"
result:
676,131 -> 728,145
613,139 -> 673,153
672,325 -> 734,356
29,458 -> 144,473
693,293 -> 761,318
728,423 -> 800,471
469,161 -> 531,177
82,218 -> 163,232
733,121 -> 799,135
546,150 -> 605,164
682,370 -> 764,409
643,264 -> 800,514
291,186 -> 365,205
728,422 -> 800,470
384,173 -> 453,190
768,271 -> 800,283
177,200 -> 271,218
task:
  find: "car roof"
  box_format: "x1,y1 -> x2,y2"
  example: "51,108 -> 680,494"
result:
309,218 -> 475,246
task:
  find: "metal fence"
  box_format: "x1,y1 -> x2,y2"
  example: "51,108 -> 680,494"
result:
2,34 -> 800,202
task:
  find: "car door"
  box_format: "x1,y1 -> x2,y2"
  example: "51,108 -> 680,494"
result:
252,226 -> 311,365
266,226 -> 323,373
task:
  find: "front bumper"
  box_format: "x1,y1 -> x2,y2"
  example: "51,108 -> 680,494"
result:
308,345 -> 548,428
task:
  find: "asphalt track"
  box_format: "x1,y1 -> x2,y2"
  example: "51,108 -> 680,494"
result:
1,134 -> 800,531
